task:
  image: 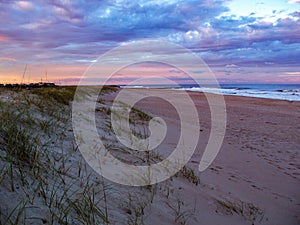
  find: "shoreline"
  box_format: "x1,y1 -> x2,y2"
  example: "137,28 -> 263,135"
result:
123,87 -> 300,102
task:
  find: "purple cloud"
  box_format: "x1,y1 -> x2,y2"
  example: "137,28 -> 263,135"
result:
0,0 -> 299,82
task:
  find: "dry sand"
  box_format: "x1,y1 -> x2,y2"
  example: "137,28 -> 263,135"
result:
100,88 -> 300,224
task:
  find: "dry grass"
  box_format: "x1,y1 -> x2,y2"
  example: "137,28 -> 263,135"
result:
214,198 -> 265,224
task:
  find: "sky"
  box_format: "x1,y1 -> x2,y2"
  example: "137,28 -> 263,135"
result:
0,0 -> 300,84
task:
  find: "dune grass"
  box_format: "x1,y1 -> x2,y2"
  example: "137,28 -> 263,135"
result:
0,88 -> 112,224
214,198 -> 265,224
30,86 -> 77,105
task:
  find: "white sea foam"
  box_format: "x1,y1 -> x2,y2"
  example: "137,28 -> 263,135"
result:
121,84 -> 300,101
182,86 -> 300,101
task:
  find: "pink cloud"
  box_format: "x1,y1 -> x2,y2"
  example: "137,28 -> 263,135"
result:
0,33 -> 10,42
13,1 -> 34,11
0,57 -> 16,62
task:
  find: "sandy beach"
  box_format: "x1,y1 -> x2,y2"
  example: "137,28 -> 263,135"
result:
0,87 -> 299,224
99,88 -> 300,224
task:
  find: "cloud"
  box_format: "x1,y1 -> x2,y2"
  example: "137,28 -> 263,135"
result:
283,72 -> 300,76
169,69 -> 183,74
0,57 -> 16,62
0,33 -> 9,42
13,1 -> 34,11
0,0 -> 299,80
225,64 -> 239,68
288,0 -> 300,4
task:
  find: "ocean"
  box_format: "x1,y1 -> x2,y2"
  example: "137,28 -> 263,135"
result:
121,84 -> 300,102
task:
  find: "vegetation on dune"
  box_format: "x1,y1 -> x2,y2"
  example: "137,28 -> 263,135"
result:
30,86 -> 77,105
214,198 -> 265,224
0,103 -> 39,168
0,87 -> 111,224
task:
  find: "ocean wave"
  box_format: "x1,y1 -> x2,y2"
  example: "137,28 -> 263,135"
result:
277,89 -> 300,93
181,87 -> 300,101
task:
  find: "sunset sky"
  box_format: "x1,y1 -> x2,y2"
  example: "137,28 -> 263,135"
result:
0,0 -> 300,84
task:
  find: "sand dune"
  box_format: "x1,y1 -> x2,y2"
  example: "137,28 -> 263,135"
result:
0,87 -> 299,224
